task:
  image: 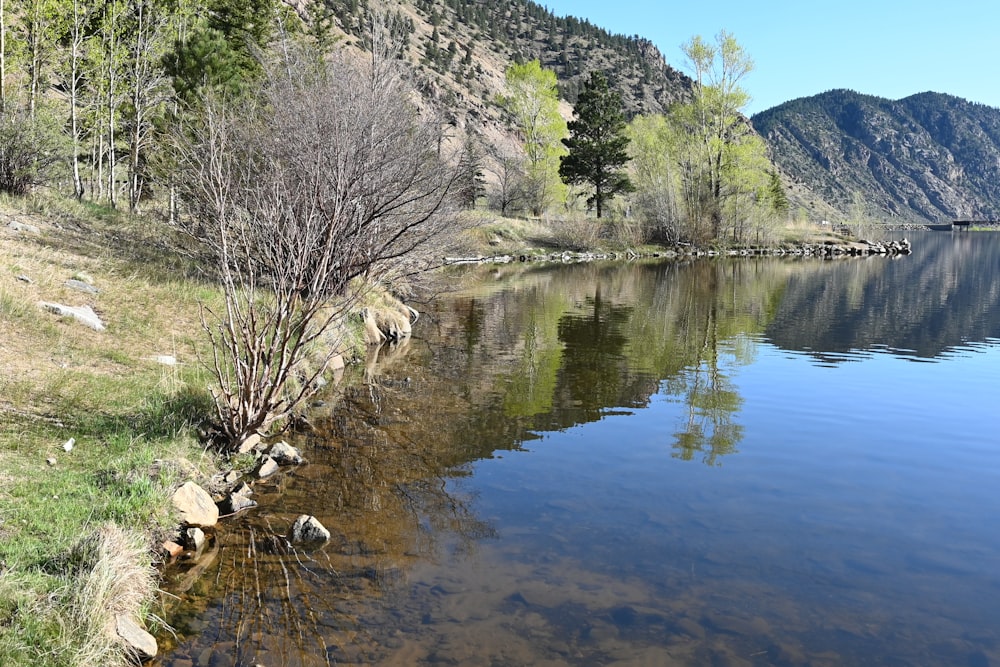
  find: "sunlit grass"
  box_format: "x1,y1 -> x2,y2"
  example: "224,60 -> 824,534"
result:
0,192 -> 223,666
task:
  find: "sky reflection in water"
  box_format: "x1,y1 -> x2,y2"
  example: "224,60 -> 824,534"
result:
157,232 -> 1000,667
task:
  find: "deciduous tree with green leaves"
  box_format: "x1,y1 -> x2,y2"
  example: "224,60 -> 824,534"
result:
498,59 -> 566,216
559,70 -> 633,219
680,30 -> 756,238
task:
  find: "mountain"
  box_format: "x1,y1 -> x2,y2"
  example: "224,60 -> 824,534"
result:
752,90 -> 1000,223
320,0 -> 693,150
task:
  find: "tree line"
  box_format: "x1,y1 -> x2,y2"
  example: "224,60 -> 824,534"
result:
493,30 -> 790,244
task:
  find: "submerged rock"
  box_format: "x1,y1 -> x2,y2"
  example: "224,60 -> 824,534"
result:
288,515 -> 330,543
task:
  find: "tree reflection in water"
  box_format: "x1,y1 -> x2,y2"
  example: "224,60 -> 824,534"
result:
157,255 -> 859,665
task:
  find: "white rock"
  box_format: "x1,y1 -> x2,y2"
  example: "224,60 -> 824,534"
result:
37,302 -> 106,331
149,355 -> 177,365
8,221 -> 40,234
62,438 -> 75,452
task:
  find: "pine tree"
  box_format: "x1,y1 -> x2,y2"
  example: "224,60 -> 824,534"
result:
559,71 -> 633,218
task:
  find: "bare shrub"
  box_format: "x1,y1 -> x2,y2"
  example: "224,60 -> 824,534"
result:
0,102 -> 64,195
547,217 -> 603,251
176,35 -> 460,450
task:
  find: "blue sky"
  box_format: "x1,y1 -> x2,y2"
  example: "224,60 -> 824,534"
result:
539,0 -> 999,115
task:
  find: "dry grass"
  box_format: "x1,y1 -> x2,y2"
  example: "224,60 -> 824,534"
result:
1,197 -> 218,421
0,525 -> 154,667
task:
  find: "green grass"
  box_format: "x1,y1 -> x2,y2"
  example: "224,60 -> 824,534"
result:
0,192 -> 225,666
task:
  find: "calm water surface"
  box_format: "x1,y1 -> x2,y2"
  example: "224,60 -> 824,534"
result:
155,231 -> 1000,667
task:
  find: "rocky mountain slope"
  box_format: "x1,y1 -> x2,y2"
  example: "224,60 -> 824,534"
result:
319,0 -> 692,152
752,90 -> 1000,223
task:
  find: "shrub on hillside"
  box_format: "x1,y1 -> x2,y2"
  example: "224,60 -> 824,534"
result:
0,103 -> 63,195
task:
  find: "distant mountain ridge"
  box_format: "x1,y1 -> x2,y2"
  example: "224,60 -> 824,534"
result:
752,90 -> 1000,223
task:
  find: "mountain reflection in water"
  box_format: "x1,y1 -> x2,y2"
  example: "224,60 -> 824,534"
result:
155,231 -> 1000,666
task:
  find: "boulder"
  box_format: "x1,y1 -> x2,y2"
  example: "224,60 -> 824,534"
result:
288,515 -> 330,543
171,482 -> 219,527
116,614 -> 157,662
257,456 -> 279,478
268,441 -> 304,465
37,302 -> 106,331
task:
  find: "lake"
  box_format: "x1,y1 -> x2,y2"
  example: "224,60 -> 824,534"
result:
154,230 -> 1000,667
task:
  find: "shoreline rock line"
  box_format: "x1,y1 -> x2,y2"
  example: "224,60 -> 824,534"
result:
444,238 -> 912,266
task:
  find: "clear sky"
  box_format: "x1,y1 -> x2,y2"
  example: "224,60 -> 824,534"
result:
538,0 -> 999,116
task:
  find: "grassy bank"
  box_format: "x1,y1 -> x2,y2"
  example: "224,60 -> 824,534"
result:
0,190 -> 414,665
0,194 -> 225,665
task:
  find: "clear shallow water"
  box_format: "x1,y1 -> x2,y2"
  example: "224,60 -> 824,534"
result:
155,231 -> 1000,667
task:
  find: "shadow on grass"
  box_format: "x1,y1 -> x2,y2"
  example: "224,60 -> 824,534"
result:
69,384 -> 215,442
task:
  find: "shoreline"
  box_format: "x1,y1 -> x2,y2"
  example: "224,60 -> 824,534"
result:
443,236 -> 913,266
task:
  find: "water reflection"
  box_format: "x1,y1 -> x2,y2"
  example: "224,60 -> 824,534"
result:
156,366 -> 495,666
766,230 -> 1000,360
156,239 -> 1000,666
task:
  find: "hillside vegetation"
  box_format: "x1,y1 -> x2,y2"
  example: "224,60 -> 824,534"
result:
753,89 -> 1000,223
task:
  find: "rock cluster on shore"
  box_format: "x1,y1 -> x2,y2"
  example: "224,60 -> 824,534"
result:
444,238 -> 912,266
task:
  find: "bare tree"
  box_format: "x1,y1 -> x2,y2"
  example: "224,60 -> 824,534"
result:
176,36 -> 460,451
486,144 -> 527,217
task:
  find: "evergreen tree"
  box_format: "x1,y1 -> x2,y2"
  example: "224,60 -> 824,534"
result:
559,70 -> 633,218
